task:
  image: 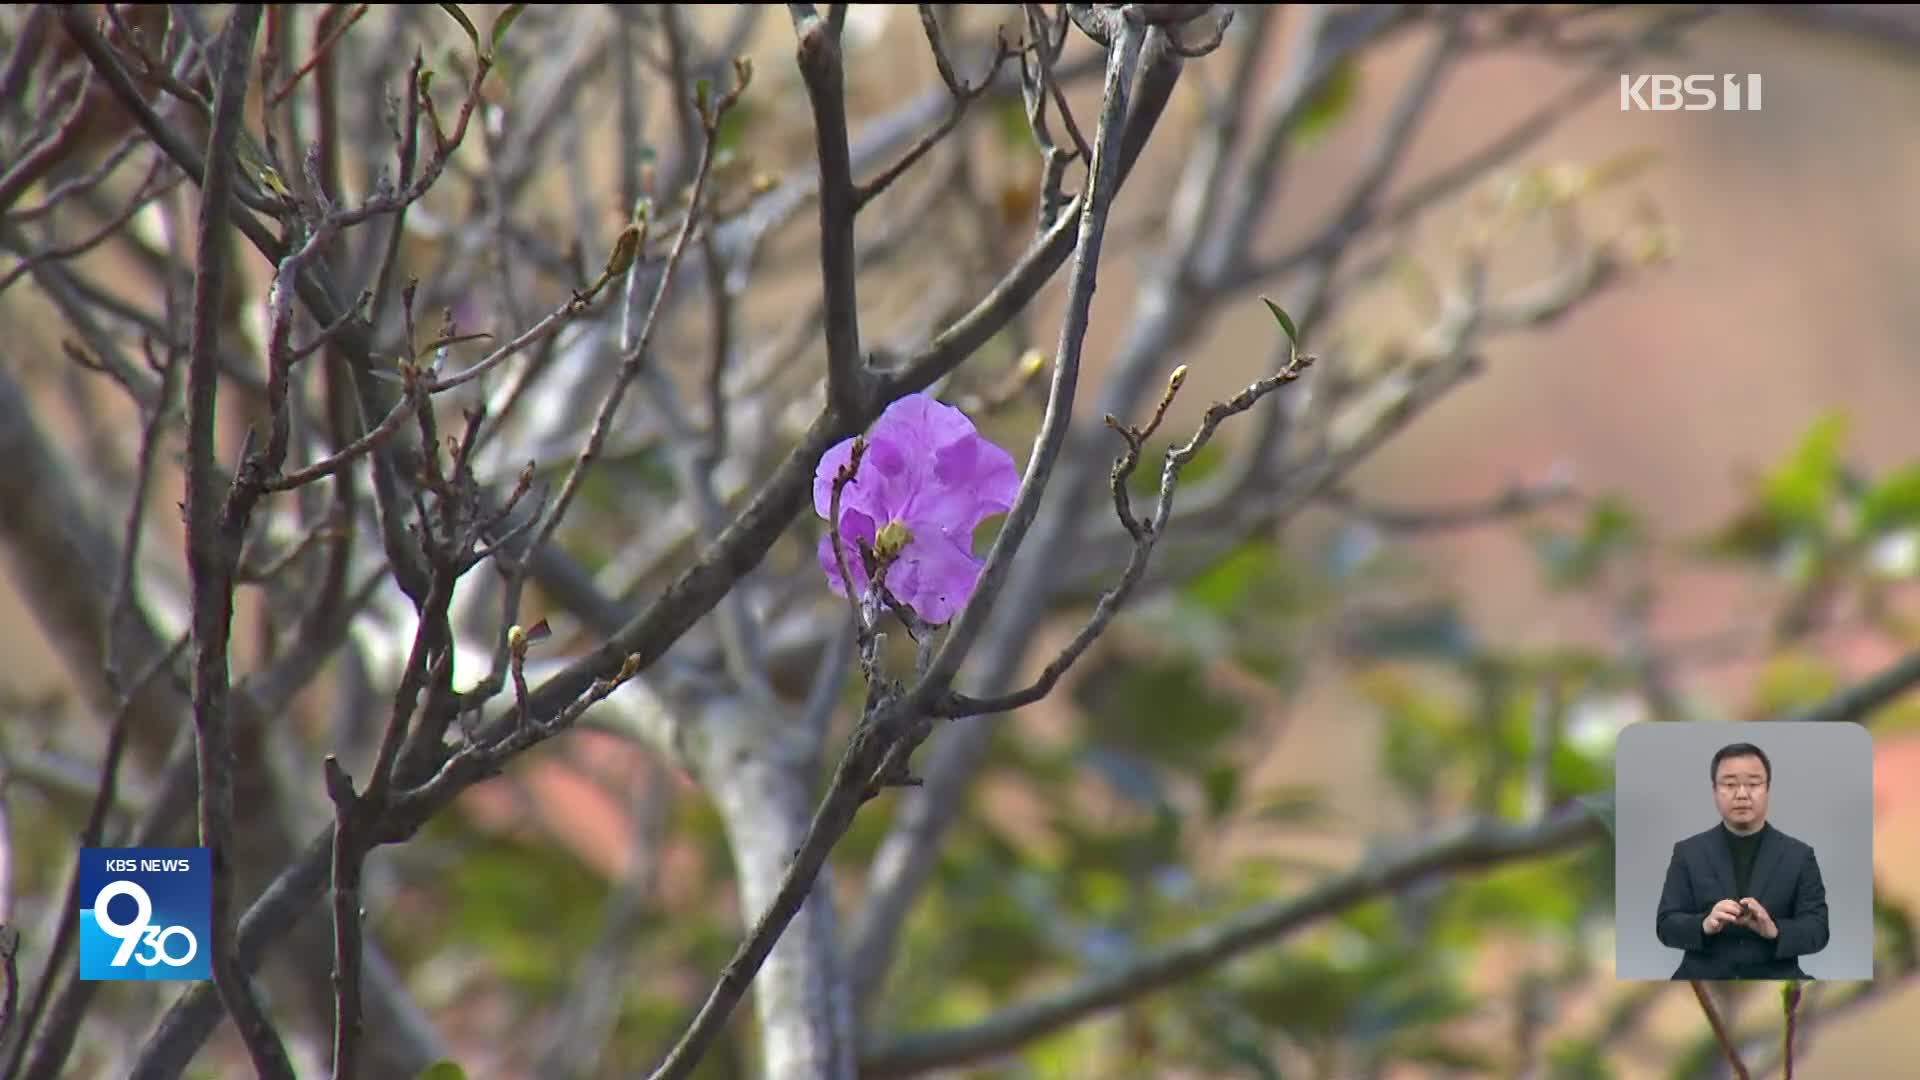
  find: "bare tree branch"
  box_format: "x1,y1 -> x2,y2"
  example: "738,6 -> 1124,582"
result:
851,13 -> 1014,212
794,7 -> 871,420
177,9 -> 294,1076
1691,981 -> 1752,1080
1319,476 -> 1578,535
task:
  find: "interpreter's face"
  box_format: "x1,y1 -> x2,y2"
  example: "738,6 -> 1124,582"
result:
1713,754 -> 1770,832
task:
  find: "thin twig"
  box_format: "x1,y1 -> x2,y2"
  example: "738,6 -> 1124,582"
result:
0,61 -> 95,214
525,63 -> 749,556
919,12 -> 1147,691
940,352 -> 1315,718
852,17 -> 1016,212
1025,3 -> 1094,163
105,331 -> 183,693
268,3 -> 369,107
1690,981 -> 1752,1080
0,155 -> 182,296
3,128 -> 148,223
1,633 -> 187,1077
324,566 -> 453,1079
261,385 -> 421,491
322,758 -> 362,1080
828,437 -> 871,638
0,926 -> 17,1061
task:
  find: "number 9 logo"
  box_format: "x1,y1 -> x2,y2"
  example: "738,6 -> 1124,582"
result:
93,881 -> 199,967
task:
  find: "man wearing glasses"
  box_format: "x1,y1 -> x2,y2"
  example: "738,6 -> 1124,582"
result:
1654,742 -> 1831,979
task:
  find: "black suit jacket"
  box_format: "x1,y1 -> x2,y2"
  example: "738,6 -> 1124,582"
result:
1655,821 -> 1830,980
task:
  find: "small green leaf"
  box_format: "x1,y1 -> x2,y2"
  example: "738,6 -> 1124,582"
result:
1532,496 -> 1642,589
1762,411 -> 1848,535
1261,297 -> 1300,349
414,1062 -> 467,1080
993,95 -> 1031,153
1292,59 -> 1359,149
1872,894 -> 1916,968
1858,463 -> 1920,534
489,3 -> 526,55
436,4 -> 480,53
1201,762 -> 1242,821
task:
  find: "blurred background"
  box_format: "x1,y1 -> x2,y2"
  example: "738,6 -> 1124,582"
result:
3,4 -> 1920,1077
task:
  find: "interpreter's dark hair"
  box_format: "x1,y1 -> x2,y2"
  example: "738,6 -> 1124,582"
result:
1710,742 -> 1772,784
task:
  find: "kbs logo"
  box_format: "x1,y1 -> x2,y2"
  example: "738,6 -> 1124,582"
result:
1620,74 -> 1763,112
78,847 -> 211,981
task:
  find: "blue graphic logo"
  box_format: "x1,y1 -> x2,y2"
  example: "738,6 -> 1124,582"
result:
78,847 -> 211,981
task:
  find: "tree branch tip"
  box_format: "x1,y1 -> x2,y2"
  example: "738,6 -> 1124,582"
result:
323,756 -> 357,808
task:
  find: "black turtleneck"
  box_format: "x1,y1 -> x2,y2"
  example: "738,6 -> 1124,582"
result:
1722,822 -> 1763,897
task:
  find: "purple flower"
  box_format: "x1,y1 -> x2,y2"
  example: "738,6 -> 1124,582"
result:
814,394 -> 1021,625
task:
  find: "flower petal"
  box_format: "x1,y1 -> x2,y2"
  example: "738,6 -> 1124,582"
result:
932,431 -> 1021,527
873,394 -> 980,458
889,529 -> 986,625
812,437 -> 857,520
815,434 -> 912,527
818,506 -> 879,599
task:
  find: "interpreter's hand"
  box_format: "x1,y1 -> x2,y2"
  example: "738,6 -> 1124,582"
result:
1738,897 -> 1779,940
1703,898 -> 1746,935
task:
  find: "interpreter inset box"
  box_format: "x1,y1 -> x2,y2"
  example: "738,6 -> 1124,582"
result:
1614,721 -> 1874,981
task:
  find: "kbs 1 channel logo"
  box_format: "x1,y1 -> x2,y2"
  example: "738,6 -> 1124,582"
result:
78,847 -> 212,981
